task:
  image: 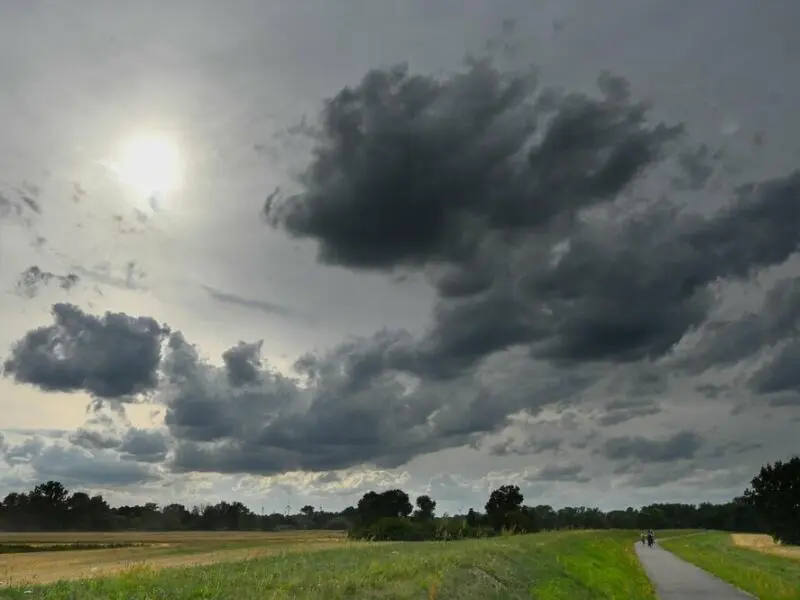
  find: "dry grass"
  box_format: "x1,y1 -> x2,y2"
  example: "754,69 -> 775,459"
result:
0,530 -> 349,587
731,533 -> 800,560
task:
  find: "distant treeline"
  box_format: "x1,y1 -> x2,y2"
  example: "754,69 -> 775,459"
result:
0,482 -> 763,535
0,456 -> 796,543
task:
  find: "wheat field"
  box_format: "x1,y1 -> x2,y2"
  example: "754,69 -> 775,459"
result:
0,530 -> 349,587
730,533 -> 800,560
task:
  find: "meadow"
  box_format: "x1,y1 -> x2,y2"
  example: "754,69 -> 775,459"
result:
0,529 -> 657,599
661,531 -> 800,600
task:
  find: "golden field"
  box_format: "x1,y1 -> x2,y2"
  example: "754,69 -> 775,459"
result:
0,530 -> 350,586
731,533 -> 800,560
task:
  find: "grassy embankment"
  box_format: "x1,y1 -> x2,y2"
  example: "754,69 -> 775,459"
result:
0,529 -> 656,599
661,531 -> 800,600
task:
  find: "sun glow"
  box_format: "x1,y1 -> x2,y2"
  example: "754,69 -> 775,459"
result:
111,133 -> 184,199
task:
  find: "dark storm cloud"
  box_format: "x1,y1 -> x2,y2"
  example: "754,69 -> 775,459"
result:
15,266 -> 79,298
526,172 -> 800,364
602,431 -> 704,463
162,330 -> 516,475
2,303 -> 168,398
265,60 -> 681,271
264,54 -> 800,371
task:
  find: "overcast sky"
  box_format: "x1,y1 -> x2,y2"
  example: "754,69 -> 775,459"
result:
0,0 -> 798,515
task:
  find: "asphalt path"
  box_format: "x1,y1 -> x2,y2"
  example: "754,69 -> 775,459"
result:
635,541 -> 755,600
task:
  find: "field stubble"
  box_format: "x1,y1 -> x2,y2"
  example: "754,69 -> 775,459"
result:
731,533 -> 800,560
0,530 -> 349,587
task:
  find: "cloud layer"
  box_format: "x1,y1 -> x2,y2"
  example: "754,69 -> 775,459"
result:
2,52 -> 799,508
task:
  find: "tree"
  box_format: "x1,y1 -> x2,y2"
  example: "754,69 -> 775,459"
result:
356,489 -> 413,526
300,505 -> 315,517
29,481 -> 69,529
465,508 -> 481,527
413,495 -> 436,521
485,485 -> 523,531
744,456 -> 800,544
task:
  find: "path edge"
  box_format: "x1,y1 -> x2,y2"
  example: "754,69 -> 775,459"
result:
635,535 -> 760,600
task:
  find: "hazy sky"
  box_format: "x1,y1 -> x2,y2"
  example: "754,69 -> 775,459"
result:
0,0 -> 798,515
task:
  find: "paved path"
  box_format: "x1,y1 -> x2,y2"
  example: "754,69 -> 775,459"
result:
635,542 -> 754,600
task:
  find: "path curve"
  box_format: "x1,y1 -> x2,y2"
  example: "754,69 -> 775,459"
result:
635,541 -> 754,600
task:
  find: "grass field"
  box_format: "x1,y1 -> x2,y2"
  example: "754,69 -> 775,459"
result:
661,531 -> 800,600
0,529 -> 657,599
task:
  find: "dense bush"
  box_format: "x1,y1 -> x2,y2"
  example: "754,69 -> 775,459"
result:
348,516 -> 496,541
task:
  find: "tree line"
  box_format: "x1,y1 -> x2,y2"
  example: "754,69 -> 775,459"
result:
0,456 -> 796,543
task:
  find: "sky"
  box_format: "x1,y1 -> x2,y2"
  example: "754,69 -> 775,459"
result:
0,0 -> 798,515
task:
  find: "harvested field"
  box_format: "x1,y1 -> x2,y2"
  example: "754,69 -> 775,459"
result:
0,530 -> 349,587
731,533 -> 800,560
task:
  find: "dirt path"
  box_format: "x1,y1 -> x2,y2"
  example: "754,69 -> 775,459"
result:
635,542 -> 754,600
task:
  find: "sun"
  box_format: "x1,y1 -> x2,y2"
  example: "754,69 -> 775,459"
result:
111,133 -> 184,199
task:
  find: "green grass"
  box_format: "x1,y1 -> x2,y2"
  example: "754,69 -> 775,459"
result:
661,532 -> 800,600
0,530 -> 656,599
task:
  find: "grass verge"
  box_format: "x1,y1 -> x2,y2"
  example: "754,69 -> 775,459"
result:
661,531 -> 800,600
0,530 -> 656,599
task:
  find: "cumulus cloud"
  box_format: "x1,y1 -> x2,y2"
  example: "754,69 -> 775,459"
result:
2,303 -> 169,399
265,62 -> 681,272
